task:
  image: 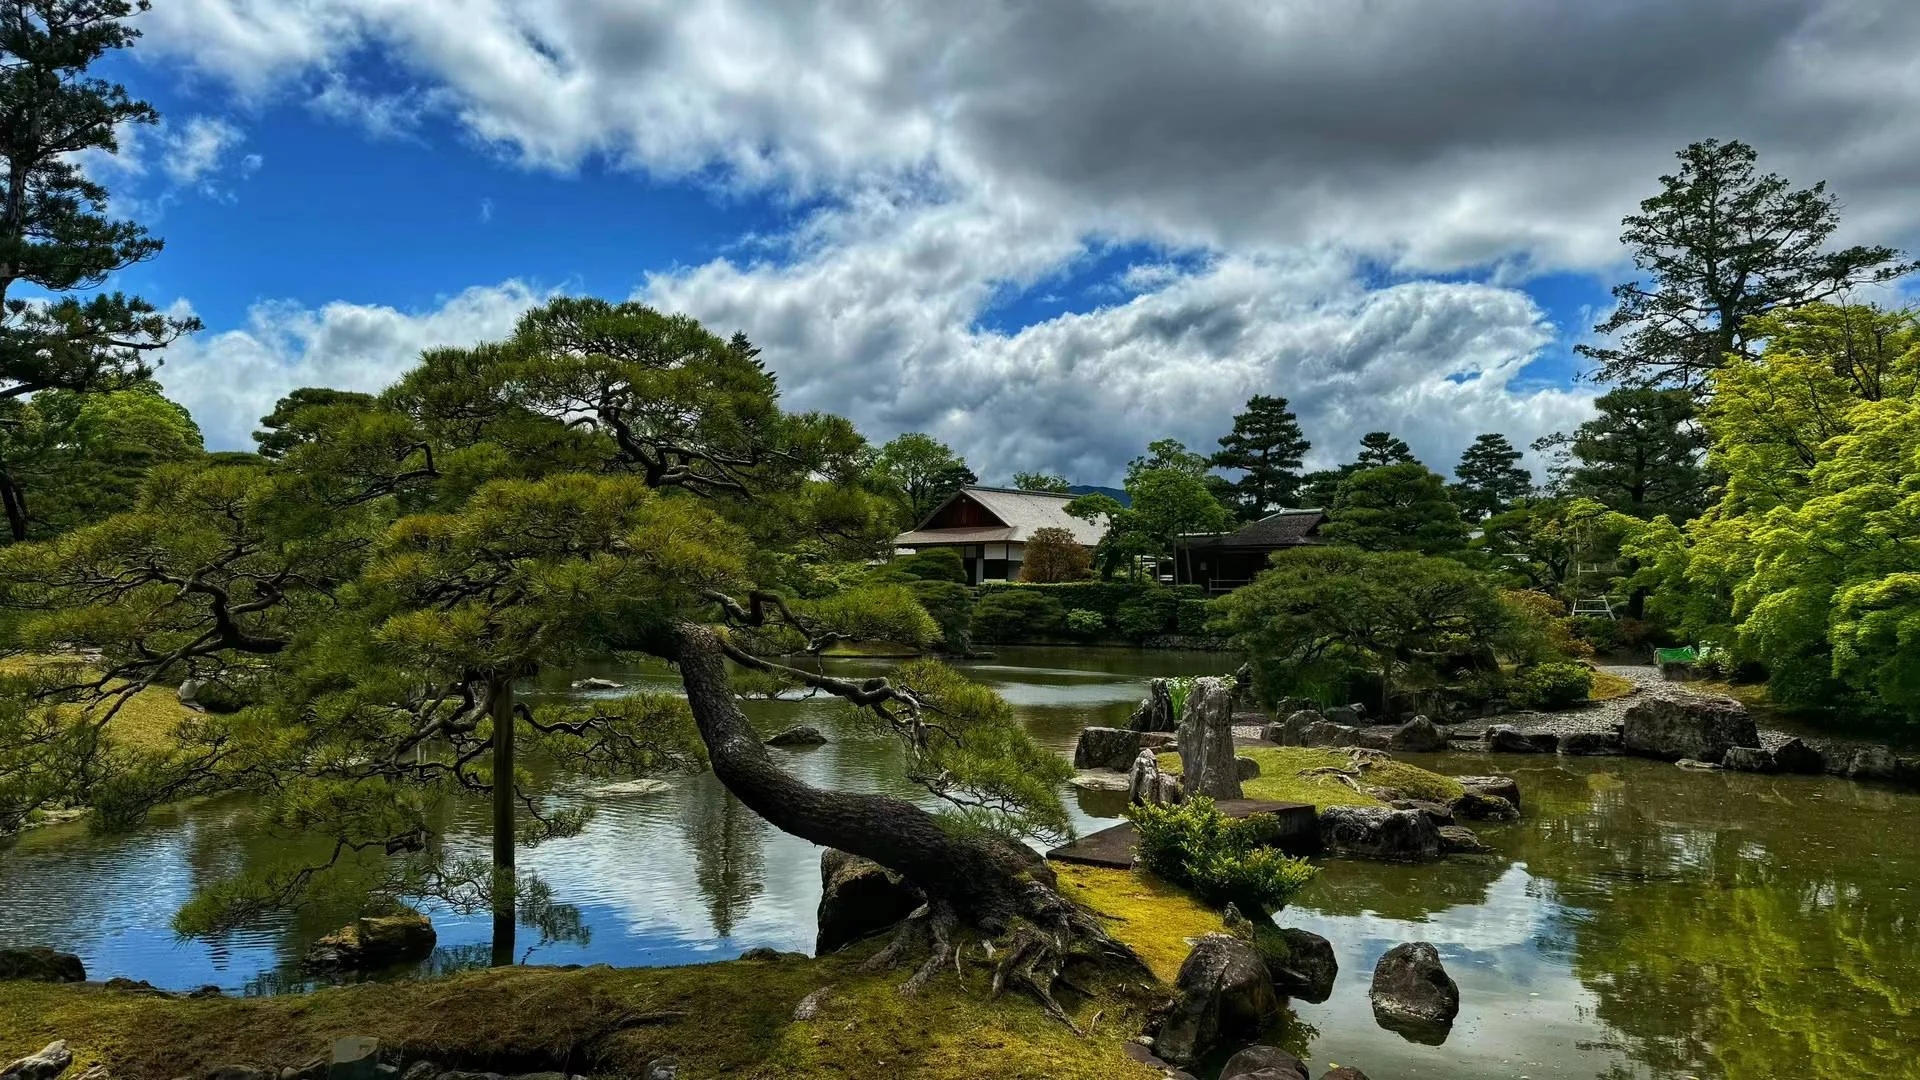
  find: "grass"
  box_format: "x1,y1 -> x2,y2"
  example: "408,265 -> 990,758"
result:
1053,863 -> 1226,983
1588,669 -> 1638,702
0,654 -> 198,756
1689,679 -> 1773,708
1157,747 -> 1463,810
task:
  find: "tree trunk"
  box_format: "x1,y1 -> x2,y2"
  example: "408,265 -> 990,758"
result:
664,623 -> 1038,929
489,679 -> 516,966
0,469 -> 27,542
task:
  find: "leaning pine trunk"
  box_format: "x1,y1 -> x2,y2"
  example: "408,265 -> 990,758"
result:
489,678 -> 516,966
667,623 -> 1038,929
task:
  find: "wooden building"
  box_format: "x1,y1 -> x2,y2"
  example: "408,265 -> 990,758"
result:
894,486 -> 1106,585
1174,509 -> 1327,593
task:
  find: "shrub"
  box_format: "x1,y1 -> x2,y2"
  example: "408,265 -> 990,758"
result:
1571,615 -> 1621,653
808,584 -> 942,647
1509,661 -> 1594,709
1114,592 -> 1179,640
909,579 -> 975,654
969,589 -> 1066,643
1019,527 -> 1093,583
1498,589 -> 1590,661
1175,598 -> 1213,635
892,548 -> 967,583
1064,608 -> 1106,638
1126,797 -> 1319,915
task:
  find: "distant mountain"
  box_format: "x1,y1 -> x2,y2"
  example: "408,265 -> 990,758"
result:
1066,484 -> 1130,507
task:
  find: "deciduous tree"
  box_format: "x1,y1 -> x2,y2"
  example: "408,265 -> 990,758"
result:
1011,470 -> 1069,493
875,432 -> 977,525
1019,525 -> 1092,583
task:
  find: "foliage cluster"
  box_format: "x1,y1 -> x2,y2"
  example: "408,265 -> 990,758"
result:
1125,796 -> 1319,915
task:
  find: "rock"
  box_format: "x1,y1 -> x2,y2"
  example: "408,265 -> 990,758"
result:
1128,747 -> 1185,806
1621,693 -> 1758,762
1388,716 -> 1448,752
1389,798 -> 1454,825
1481,724 -> 1553,753
103,977 -> 167,995
1675,758 -> 1722,771
642,1060 -> 677,1080
1264,710 -> 1323,746
1219,1045 -> 1309,1080
1318,805 -> 1443,861
1319,1070 -> 1372,1080
1322,705 -> 1361,726
584,778 -> 670,798
1129,679 -> 1178,732
1235,756 -> 1261,781
1453,775 -> 1522,810
1177,676 -> 1245,800
1068,771 -> 1133,792
1721,745 -> 1775,772
398,1064 -> 435,1080
815,849 -> 922,954
1154,934 -> 1280,1067
1370,941 -> 1459,1030
1120,1043 -> 1199,1080
0,947 -> 85,983
1772,737 -> 1825,775
1846,745 -> 1900,781
305,912 -> 436,971
327,1038 -> 382,1080
1299,721 -> 1359,747
177,677 -> 206,708
1265,927 -> 1337,1004
1448,791 -> 1518,822
188,985 -> 224,998
1352,730 -> 1392,751
738,946 -> 782,961
1271,697 -> 1317,719
281,1057 -> 326,1080
791,986 -> 833,1021
765,725 -> 827,747
1,1042 -> 73,1080
570,677 -> 622,691
1558,730 -> 1622,756
204,1068 -> 273,1080
1073,726 -> 1173,770
1346,703 -> 1369,720
1437,825 -> 1489,854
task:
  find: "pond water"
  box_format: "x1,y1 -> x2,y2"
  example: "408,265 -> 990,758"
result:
2,647 -> 1917,1078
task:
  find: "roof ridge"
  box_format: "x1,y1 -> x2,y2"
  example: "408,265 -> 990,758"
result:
963,484 -> 1078,500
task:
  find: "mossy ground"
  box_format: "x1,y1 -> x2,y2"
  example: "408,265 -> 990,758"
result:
1588,669 -> 1637,702
1158,747 -> 1464,809
0,868 -> 1217,1080
0,655 -> 197,756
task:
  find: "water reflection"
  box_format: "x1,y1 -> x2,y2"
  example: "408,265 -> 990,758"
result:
2,649 -> 1916,1080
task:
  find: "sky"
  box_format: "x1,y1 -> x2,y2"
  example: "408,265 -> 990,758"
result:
79,0 -> 1920,485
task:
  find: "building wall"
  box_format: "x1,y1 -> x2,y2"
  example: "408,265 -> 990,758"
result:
905,540 -> 1027,584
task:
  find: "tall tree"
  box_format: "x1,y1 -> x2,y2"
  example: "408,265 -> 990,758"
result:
875,432 -> 976,525
1450,433 -> 1532,522
1537,388 -> 1712,521
1355,431 -> 1416,468
1579,139 -> 1915,393
1126,437 -> 1209,481
0,381 -> 200,539
1011,470 -> 1070,493
0,0 -> 201,538
1210,394 -> 1310,518
1070,461 -> 1231,581
252,388 -> 378,459
1321,463 -> 1469,554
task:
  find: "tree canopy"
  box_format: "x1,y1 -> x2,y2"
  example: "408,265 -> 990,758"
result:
1537,387 -> 1712,522
1355,431 -> 1417,468
1019,526 -> 1092,583
1322,462 -> 1469,554
1209,394 -> 1309,518
1011,470 -> 1070,493
1451,433 -> 1532,522
874,432 -> 976,525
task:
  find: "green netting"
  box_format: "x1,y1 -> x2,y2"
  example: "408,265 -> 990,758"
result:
1654,646 -> 1698,664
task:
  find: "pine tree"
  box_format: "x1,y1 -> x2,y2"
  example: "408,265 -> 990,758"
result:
1355,431 -> 1416,468
1321,463 -> 1469,554
1210,394 -> 1309,518
1450,433 -> 1532,522
1536,388 -> 1712,521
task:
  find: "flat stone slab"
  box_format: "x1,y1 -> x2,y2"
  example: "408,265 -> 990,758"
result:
1046,799 -> 1318,869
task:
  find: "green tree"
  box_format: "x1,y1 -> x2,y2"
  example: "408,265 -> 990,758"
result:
1296,467 -> 1351,510
1011,470 -> 1069,493
1322,463 -> 1469,554
1450,433 -> 1531,522
252,387 -> 378,459
1537,388 -> 1712,521
0,0 -> 201,538
1210,394 -> 1310,519
1578,139 -> 1915,393
1127,437 -> 1209,481
0,382 -> 201,539
1071,459 -> 1231,580
1355,431 -> 1416,468
875,432 -> 976,525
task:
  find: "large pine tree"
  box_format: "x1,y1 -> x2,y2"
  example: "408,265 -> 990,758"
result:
1355,431 -> 1417,468
1450,433 -> 1532,522
1210,394 -> 1309,518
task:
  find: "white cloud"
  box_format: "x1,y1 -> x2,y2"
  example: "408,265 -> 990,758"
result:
155,282 -> 550,450
161,116 -> 246,187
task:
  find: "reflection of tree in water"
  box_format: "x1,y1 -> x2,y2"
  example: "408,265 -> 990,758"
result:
680,783 -> 767,938
1298,853 -> 1509,922
1499,761 -> 1920,1079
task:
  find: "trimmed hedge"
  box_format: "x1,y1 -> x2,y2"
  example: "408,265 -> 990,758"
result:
975,580 -> 1210,642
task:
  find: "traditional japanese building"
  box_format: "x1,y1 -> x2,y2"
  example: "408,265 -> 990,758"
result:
894,486 -> 1107,585
1174,509 -> 1327,593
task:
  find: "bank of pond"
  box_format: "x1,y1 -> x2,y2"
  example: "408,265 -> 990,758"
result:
3,648 -> 1917,1079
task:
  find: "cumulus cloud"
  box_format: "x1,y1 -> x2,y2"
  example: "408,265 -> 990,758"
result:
155,282 -> 551,450
160,116 -> 246,187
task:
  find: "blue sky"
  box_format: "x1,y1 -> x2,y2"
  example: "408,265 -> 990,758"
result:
87,2 -> 1920,484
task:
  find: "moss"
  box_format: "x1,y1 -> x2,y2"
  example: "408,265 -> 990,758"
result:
1157,747 -> 1464,809
1589,670 -> 1637,702
0,940 -> 1167,1080
0,654 -> 197,755
1690,679 -> 1773,708
1053,863 -> 1226,983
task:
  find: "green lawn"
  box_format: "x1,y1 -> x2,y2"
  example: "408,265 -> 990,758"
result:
1159,746 -> 1464,809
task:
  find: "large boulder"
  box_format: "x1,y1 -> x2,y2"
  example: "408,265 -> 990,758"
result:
1129,748 -> 1184,806
1437,825 -> 1489,854
1265,927 -> 1337,1004
1129,679 -> 1178,732
0,947 -> 85,983
1318,806 -> 1442,861
1177,676 -> 1245,800
303,912 -> 436,971
1621,693 -> 1758,762
1219,1046 -> 1309,1080
1721,746 -> 1775,773
765,725 -> 827,747
815,850 -> 923,954
1452,775 -> 1521,810
1321,705 -> 1361,726
1558,730 -> 1622,756
1074,726 -> 1173,770
1369,941 -> 1459,1032
1846,745 -> 1900,781
1264,709 -> 1323,746
1299,721 -> 1359,748
1387,716 -> 1448,753
1481,724 -> 1554,753
1154,934 -> 1280,1067
1320,1069 -> 1372,1080
1,1043 -> 71,1080
1772,737 -> 1825,775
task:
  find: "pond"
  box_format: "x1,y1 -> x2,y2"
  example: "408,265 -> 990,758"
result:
2,647 -> 1916,1078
